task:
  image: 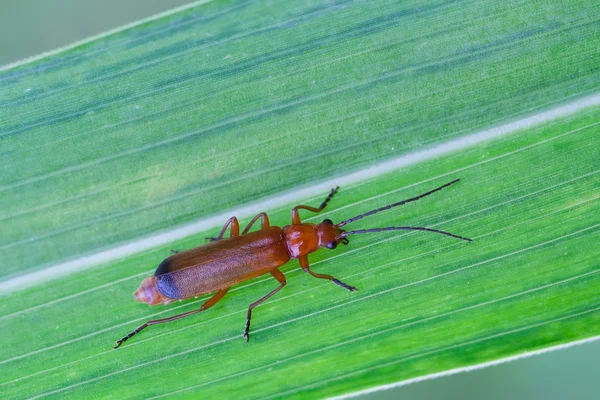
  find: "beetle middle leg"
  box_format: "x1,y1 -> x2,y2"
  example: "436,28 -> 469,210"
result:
291,187 -> 339,224
113,287 -> 231,349
242,212 -> 270,234
244,269 -> 286,342
207,216 -> 240,242
298,255 -> 358,292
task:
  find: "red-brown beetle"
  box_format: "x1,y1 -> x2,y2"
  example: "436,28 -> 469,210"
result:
114,179 -> 471,348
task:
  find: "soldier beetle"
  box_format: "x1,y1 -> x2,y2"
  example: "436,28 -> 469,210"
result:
114,179 -> 471,348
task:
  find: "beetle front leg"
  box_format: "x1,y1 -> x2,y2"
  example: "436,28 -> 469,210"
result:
298,255 -> 358,291
291,187 -> 339,224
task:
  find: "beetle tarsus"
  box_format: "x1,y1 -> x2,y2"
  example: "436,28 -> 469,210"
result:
113,334 -> 130,349
113,323 -> 148,349
319,186 -> 339,209
205,237 -> 219,242
244,308 -> 252,342
244,320 -> 251,342
332,278 -> 358,292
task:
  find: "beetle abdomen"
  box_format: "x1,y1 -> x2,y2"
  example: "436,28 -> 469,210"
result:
134,276 -> 174,306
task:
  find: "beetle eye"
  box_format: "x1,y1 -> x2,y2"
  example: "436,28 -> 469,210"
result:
326,242 -> 337,250
323,218 -> 333,224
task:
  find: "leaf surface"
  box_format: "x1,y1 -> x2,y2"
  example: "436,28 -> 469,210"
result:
1,0 -> 599,398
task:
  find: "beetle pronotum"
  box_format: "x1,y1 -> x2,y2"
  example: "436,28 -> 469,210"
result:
114,179 -> 471,348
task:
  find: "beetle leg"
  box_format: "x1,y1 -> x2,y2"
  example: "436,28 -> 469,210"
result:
208,217 -> 240,242
244,269 -> 286,342
113,288 -> 230,349
298,255 -> 358,292
291,187 -> 339,224
170,249 -> 179,254
242,212 -> 271,234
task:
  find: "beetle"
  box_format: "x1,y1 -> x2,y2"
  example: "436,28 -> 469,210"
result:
113,179 -> 471,348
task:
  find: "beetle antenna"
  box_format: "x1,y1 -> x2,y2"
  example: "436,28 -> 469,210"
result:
338,226 -> 472,242
336,179 -> 461,227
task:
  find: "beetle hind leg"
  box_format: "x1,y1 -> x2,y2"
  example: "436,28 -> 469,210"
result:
113,287 -> 230,349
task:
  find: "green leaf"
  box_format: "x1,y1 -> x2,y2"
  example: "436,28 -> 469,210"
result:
1,0 -> 599,398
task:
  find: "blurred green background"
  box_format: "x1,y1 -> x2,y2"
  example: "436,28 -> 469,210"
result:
0,0 -> 192,66
1,1 -> 598,398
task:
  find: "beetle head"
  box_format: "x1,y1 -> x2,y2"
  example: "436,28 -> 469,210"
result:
316,218 -> 349,250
